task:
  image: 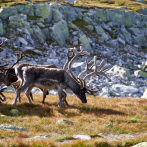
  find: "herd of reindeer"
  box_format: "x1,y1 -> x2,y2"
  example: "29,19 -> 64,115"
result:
0,39 -> 110,107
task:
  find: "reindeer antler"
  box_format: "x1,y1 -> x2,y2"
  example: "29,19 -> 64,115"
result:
65,46 -> 90,82
78,56 -> 110,95
4,53 -> 24,78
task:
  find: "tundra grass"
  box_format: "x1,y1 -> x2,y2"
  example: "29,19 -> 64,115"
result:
0,93 -> 147,146
0,0 -> 147,12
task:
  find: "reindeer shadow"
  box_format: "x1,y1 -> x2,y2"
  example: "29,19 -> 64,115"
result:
60,105 -> 126,117
0,102 -> 125,118
0,103 -> 53,117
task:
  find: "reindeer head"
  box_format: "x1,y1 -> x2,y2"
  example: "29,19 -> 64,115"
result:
0,53 -> 24,86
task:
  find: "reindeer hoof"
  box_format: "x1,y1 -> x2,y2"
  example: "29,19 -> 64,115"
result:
12,102 -> 16,105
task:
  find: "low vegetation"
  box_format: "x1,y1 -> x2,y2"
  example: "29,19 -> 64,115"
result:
0,0 -> 147,12
0,93 -> 147,146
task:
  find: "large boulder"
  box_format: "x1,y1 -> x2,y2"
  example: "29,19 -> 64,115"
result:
32,26 -> 46,41
132,142 -> 147,147
0,19 -> 5,36
95,25 -> 110,42
9,14 -> 30,29
0,7 -> 17,20
52,9 -> 63,22
124,11 -> 142,28
49,19 -> 69,46
134,70 -> 147,78
119,27 -> 132,45
111,65 -> 131,80
128,28 -> 147,47
79,35 -> 92,53
14,4 -> 34,16
66,4 -> 78,22
108,9 -> 125,27
34,4 -> 52,23
94,8 -> 109,22
112,84 -> 139,94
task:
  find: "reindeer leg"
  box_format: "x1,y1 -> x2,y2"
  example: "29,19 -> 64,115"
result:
13,83 -> 30,105
0,87 -> 7,101
57,84 -> 64,107
42,89 -> 47,104
25,86 -> 33,104
62,91 -> 69,106
12,80 -> 22,103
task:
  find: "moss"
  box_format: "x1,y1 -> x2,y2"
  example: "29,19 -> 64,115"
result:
73,19 -> 89,28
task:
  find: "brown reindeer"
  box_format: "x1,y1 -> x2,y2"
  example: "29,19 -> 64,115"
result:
0,53 -> 68,105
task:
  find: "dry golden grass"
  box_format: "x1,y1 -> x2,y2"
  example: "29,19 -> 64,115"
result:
0,0 -> 147,12
0,93 -> 147,146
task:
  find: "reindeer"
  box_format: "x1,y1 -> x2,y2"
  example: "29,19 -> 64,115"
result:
13,47 -> 110,107
0,53 -> 68,105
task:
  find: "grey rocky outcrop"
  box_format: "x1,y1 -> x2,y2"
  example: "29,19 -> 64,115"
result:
0,19 -> 5,35
34,4 -> 52,23
49,19 -> 69,46
0,7 -> 17,20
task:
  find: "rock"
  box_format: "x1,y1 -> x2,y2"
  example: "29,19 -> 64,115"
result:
0,7 -> 17,20
79,35 -> 93,53
134,70 -> 147,78
73,40 -> 78,46
66,4 -> 78,22
73,135 -> 91,140
124,11 -> 142,28
47,59 -> 59,65
117,37 -> 126,46
85,25 -> 94,32
14,4 -> 34,16
141,89 -> 147,98
10,109 -> 19,116
95,8 -> 109,22
101,23 -> 113,35
31,26 -> 46,41
49,20 -> 69,46
31,87 -> 43,94
72,62 -> 85,72
15,37 -> 28,47
128,28 -> 147,47
112,84 -> 139,94
23,28 -> 34,45
22,46 -> 34,52
33,135 -> 50,139
95,25 -> 110,42
111,65 -> 131,80
52,9 -> 63,22
34,4 -> 52,23
120,26 -> 132,45
108,9 -> 125,27
105,123 -> 114,128
0,19 -> 5,35
106,39 -> 119,48
134,0 -> 146,3
138,8 -> 147,15
9,14 -> 30,29
132,142 -> 147,147
57,119 -> 74,125
0,124 -> 28,131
